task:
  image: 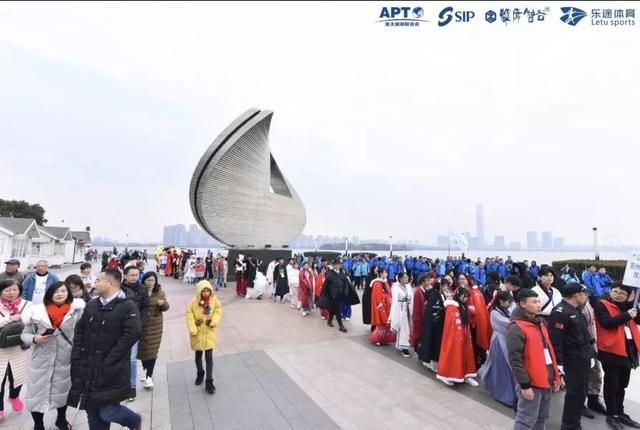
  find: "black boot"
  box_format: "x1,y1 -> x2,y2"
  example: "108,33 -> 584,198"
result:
205,379 -> 216,394
581,406 -> 595,419
587,394 -> 608,415
195,370 -> 205,386
339,325 -> 347,333
327,319 -> 334,327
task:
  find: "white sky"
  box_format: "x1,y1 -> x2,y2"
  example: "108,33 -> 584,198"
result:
0,1 -> 638,246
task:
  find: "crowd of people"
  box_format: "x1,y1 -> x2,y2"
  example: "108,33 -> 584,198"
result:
0,249 -> 635,430
0,255 -> 178,430
233,252 -> 636,430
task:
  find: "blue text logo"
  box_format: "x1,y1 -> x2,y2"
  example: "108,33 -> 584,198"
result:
378,6 -> 429,27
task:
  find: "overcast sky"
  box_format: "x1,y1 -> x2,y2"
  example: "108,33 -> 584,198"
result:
0,2 -> 638,246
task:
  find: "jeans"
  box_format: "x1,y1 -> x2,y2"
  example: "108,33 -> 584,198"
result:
513,386 -> 553,430
130,342 -> 138,388
85,404 -> 141,430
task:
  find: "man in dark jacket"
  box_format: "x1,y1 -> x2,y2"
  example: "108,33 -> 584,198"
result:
68,268 -> 141,430
507,288 -> 561,430
322,258 -> 349,333
549,283 -> 595,430
121,266 -> 149,401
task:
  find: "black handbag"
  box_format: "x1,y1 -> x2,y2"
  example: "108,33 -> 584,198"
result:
0,303 -> 27,348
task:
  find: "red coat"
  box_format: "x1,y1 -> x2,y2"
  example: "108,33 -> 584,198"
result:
410,287 -> 427,347
165,254 -> 173,275
469,286 -> 492,351
370,280 -> 391,327
437,300 -> 477,383
299,269 -> 313,297
314,273 -> 325,298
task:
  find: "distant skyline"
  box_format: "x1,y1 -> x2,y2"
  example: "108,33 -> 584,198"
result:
1,3 -> 638,247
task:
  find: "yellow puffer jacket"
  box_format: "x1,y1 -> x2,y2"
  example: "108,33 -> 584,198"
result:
186,281 -> 222,351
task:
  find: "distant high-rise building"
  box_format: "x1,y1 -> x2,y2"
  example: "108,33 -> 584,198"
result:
526,231 -> 538,249
476,204 -> 485,249
509,241 -> 523,250
494,236 -> 505,249
542,231 -> 553,249
553,237 -> 564,249
437,235 -> 449,248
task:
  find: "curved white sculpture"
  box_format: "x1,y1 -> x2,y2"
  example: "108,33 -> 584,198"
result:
189,109 -> 307,249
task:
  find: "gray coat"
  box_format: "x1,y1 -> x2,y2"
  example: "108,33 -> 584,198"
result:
20,299 -> 85,413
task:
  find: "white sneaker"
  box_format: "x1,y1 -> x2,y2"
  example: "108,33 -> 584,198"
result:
441,379 -> 454,386
464,377 -> 479,387
143,377 -> 154,390
140,375 -> 147,382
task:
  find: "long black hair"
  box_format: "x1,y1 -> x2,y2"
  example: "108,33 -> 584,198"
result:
454,287 -> 469,325
491,290 -> 514,314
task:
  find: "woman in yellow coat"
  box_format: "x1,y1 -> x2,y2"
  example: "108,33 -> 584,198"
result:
185,280 -> 222,394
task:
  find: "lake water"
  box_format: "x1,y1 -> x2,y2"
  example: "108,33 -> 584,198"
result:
95,246 -> 631,264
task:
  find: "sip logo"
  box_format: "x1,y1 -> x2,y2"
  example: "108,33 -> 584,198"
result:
438,6 -> 476,26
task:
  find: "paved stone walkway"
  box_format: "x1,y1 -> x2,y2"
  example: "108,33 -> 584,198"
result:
2,261 -> 640,429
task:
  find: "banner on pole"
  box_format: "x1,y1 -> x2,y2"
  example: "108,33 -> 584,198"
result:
623,252 -> 640,288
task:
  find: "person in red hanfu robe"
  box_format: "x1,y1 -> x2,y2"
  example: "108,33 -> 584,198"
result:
165,251 -> 174,277
368,268 -> 395,346
410,273 -> 434,350
436,287 -> 479,387
314,267 -> 329,319
469,281 -> 493,368
298,262 -> 314,317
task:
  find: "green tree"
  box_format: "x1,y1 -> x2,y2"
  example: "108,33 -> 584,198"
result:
0,199 -> 48,225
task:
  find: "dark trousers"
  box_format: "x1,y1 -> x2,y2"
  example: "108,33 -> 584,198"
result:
562,358 -> 590,429
85,404 -> 140,430
32,406 -> 68,430
602,363 -> 631,416
205,265 -> 213,280
354,276 -> 362,289
195,349 -> 213,381
142,358 -> 157,378
327,298 -> 343,327
0,363 -> 21,411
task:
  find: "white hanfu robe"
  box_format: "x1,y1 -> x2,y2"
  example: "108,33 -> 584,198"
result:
390,282 -> 413,350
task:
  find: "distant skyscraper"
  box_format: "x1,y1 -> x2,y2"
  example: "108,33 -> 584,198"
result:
553,237 -> 564,249
476,204 -> 485,249
526,231 -> 538,249
437,235 -> 449,248
542,231 -> 553,249
494,236 -> 505,249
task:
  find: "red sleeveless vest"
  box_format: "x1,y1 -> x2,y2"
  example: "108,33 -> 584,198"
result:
596,299 -> 640,357
513,319 -> 560,388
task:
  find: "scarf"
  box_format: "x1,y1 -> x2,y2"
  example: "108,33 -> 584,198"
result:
1,297 -> 21,315
200,295 -> 211,315
47,302 -> 71,328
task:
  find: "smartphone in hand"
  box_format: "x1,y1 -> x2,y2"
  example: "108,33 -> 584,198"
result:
41,328 -> 56,336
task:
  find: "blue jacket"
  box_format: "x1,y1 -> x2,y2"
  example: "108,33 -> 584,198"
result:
436,261 -> 446,276
405,258 -> 415,271
485,262 -> 498,273
21,272 -> 60,301
497,264 -> 508,280
582,271 -> 604,297
597,273 -> 613,292
529,266 -> 540,279
474,267 -> 486,286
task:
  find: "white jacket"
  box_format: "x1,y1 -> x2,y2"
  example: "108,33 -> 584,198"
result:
532,284 -> 562,316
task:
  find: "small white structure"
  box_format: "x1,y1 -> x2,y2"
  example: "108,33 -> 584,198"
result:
70,231 -> 92,263
35,226 -> 75,265
0,217 -> 40,271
